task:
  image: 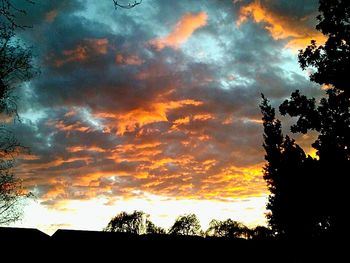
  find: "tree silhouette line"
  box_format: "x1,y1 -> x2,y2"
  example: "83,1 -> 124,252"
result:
103,210 -> 272,240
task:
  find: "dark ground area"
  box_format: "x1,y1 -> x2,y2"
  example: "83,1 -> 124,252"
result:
0,227 -> 344,262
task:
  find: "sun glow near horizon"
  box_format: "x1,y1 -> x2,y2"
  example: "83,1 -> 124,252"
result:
15,193 -> 268,235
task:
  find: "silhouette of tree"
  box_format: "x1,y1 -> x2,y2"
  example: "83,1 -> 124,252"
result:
0,27 -> 36,114
0,173 -> 32,225
168,214 -> 201,236
0,0 -> 35,225
146,219 -> 166,234
260,95 -> 283,235
1,0 -> 37,112
104,210 -> 148,234
0,127 -> 32,224
0,0 -> 34,30
104,210 -> 165,235
260,96 -> 320,239
298,0 -> 350,95
249,226 -> 273,240
278,0 -> 350,238
206,219 -> 247,239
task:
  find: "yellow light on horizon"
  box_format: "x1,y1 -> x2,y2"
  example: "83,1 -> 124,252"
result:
11,194 -> 268,236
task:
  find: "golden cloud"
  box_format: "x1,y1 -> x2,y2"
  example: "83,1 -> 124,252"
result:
66,146 -> 106,153
96,99 -> 203,135
237,0 -> 326,51
150,12 -> 208,50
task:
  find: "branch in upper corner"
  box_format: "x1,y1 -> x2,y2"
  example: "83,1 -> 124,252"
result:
0,0 -> 35,29
113,0 -> 142,9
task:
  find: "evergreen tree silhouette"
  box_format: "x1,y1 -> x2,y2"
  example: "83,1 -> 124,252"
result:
260,96 -> 323,239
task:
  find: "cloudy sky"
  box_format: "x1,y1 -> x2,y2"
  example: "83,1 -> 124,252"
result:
9,0 -> 325,234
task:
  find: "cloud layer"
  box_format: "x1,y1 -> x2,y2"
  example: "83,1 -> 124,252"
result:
11,0 -> 323,215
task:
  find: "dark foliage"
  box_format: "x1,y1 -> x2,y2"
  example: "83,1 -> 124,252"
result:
104,210 -> 148,234
262,0 -> 350,239
249,226 -> 274,240
298,0 -> 350,95
206,219 -> 248,239
104,210 -> 166,235
0,27 -> 36,115
168,214 -> 202,236
260,97 -> 319,239
146,219 -> 166,234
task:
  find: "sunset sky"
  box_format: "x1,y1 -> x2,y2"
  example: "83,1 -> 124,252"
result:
9,0 -> 325,235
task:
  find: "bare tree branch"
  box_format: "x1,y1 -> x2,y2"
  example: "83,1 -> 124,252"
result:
112,0 -> 142,9
0,0 -> 35,29
0,0 -> 35,225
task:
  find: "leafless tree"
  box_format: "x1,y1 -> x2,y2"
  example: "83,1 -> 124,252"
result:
0,27 -> 35,116
0,0 -> 35,225
0,127 -> 32,225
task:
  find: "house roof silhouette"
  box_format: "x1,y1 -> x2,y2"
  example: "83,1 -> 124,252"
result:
0,227 -> 50,242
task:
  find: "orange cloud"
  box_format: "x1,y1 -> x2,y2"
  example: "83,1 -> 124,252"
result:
47,120 -> 91,133
172,116 -> 191,130
115,54 -> 144,65
237,0 -> 326,51
96,99 -> 203,135
20,157 -> 93,171
150,12 -> 208,50
108,143 -> 163,166
171,114 -> 214,130
66,146 -> 106,153
54,38 -> 109,67
193,114 -> 214,121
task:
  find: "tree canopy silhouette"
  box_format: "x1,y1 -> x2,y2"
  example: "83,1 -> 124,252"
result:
168,214 -> 201,236
298,0 -> 350,95
104,210 -> 148,234
261,0 -> 350,239
260,95 -> 325,239
104,210 -> 165,235
206,219 -> 248,239
145,219 -> 166,234
282,0 -> 349,238
249,226 -> 273,240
